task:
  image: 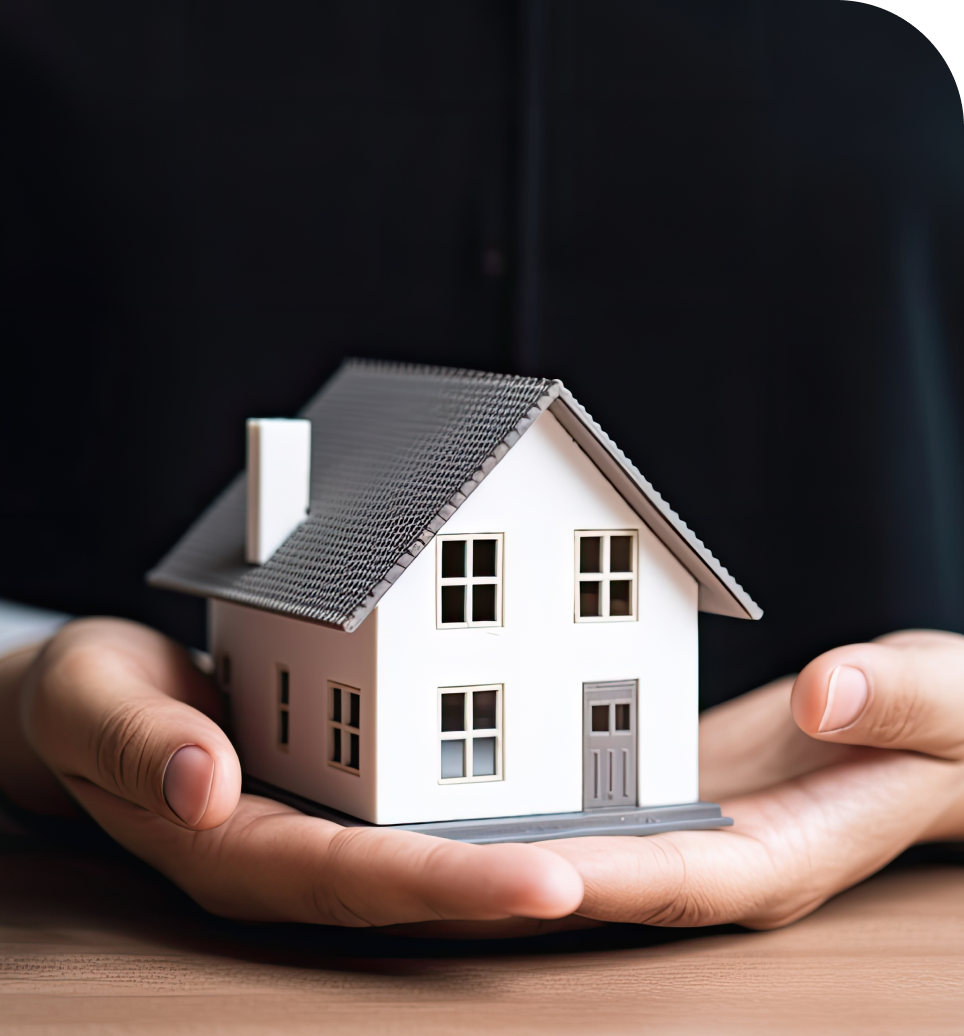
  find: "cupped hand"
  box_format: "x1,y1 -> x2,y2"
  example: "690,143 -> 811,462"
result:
5,621 -> 964,934
1,619 -> 583,928
543,630 -> 964,929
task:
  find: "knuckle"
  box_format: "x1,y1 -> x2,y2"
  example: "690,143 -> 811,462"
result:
624,839 -> 726,928
866,687 -> 921,748
90,699 -> 163,801
307,828 -> 375,926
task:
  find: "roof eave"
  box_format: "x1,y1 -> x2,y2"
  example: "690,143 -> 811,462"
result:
547,393 -> 762,621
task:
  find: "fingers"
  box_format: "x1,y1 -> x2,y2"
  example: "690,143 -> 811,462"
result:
22,618 -> 241,830
699,675 -> 855,800
790,630 -> 964,759
65,783 -> 585,927
545,745 -> 964,930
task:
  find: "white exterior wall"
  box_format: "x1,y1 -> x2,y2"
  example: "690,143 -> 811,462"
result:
209,599 -> 378,821
374,410 -> 699,825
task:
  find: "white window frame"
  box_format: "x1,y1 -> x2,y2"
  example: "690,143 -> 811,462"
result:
574,530 -> 638,623
438,684 -> 503,784
436,533 -> 504,629
328,680 -> 361,775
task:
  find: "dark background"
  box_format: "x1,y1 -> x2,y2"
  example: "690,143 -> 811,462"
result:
2,1 -> 963,708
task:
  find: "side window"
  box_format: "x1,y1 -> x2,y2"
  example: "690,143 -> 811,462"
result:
574,530 -> 637,622
436,534 -> 504,629
328,681 -> 361,774
438,685 -> 502,783
277,666 -> 290,749
218,654 -> 233,736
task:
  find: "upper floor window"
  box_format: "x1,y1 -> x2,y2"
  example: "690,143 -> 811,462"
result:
436,534 -> 503,628
574,530 -> 637,621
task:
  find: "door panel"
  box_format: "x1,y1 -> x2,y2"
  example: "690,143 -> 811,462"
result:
583,681 -> 637,809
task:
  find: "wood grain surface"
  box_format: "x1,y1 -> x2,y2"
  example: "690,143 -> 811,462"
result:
2,835 -> 964,1034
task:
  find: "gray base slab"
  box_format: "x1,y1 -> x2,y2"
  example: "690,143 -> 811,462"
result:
243,776 -> 732,844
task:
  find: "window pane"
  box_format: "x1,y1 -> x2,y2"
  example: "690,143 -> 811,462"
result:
348,692 -> 360,729
441,585 -> 465,623
332,726 -> 341,762
472,737 -> 497,776
279,669 -> 289,705
441,693 -> 465,732
473,690 -> 497,730
348,732 -> 360,770
615,703 -> 631,731
591,704 -> 609,732
331,686 -> 342,722
441,540 -> 466,578
610,535 -> 632,573
472,539 -> 497,577
580,536 -> 601,573
472,583 -> 497,622
610,580 -> 631,616
441,739 -> 465,779
580,581 -> 601,617
280,708 -> 289,745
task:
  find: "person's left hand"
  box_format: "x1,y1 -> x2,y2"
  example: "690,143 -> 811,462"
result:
542,630 -> 964,929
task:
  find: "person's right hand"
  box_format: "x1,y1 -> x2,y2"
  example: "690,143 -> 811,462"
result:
1,618 -> 584,929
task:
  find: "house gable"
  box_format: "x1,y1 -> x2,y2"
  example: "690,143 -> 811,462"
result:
372,409 -> 699,824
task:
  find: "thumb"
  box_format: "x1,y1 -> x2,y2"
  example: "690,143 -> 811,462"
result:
790,630 -> 964,759
23,618 -> 241,829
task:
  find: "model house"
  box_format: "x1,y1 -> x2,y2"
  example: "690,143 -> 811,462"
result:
149,361 -> 761,842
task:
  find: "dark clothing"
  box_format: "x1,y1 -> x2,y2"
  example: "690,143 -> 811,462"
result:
2,1 -> 963,707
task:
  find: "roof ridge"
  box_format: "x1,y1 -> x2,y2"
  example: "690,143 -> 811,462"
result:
342,357 -> 552,384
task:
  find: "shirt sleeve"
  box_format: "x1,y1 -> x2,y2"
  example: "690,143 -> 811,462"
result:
0,599 -> 70,658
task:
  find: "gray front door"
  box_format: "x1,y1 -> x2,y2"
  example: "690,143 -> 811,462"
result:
583,681 -> 637,810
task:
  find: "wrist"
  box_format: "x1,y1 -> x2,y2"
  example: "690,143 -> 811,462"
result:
0,640 -> 78,816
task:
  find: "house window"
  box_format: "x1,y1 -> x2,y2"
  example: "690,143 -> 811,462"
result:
218,654 -> 233,735
329,681 -> 360,774
574,531 -> 637,621
438,685 -> 502,783
277,667 -> 290,749
436,534 -> 504,628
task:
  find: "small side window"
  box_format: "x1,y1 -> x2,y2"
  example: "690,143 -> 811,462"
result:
277,667 -> 290,749
329,681 -> 361,775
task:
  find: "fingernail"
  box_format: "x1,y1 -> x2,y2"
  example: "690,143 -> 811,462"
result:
820,665 -> 869,732
163,745 -> 215,827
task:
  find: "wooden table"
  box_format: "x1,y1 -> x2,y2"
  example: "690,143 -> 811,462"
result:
2,833 -> 964,1034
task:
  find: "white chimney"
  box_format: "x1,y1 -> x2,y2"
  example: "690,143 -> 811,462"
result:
245,418 -> 311,564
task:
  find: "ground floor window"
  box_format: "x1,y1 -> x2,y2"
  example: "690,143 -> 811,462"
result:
277,666 -> 289,750
438,684 -> 502,783
328,681 -> 360,774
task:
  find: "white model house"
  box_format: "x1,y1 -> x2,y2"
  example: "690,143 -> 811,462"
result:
149,361 -> 760,841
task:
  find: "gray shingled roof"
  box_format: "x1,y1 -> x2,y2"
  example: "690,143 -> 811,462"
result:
148,359 -> 761,630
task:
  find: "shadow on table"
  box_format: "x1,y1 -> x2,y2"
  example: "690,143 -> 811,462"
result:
3,826 -> 961,970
